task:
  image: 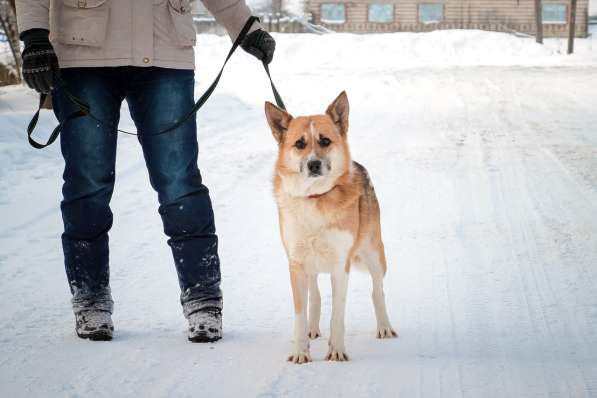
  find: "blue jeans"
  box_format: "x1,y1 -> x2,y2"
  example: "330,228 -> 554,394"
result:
52,67 -> 222,317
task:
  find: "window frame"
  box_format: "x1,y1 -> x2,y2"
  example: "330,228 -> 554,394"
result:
542,3 -> 568,25
320,3 -> 346,24
368,3 -> 395,24
418,3 -> 444,24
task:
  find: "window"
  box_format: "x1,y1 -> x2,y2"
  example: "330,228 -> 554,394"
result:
369,3 -> 394,23
321,3 -> 346,24
419,3 -> 443,23
543,4 -> 567,24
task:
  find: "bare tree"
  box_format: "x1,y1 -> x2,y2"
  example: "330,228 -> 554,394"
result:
568,0 -> 577,54
0,0 -> 21,83
534,0 -> 543,44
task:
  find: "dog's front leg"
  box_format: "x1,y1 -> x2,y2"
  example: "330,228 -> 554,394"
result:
308,275 -> 321,339
326,271 -> 349,361
287,261 -> 310,364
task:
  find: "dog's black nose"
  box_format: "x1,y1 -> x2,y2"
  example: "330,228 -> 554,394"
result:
307,160 -> 322,175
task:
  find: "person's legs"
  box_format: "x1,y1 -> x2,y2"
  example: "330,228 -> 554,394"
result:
124,67 -> 222,333
53,68 -> 125,326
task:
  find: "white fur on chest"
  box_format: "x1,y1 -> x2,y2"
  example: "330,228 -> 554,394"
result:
278,198 -> 354,275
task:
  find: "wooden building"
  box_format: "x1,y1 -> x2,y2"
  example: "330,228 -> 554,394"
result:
305,0 -> 590,37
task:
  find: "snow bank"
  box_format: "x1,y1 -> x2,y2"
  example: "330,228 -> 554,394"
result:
220,29 -> 597,71
193,29 -> 597,113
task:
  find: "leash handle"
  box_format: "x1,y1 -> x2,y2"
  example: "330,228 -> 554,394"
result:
27,16 -> 286,148
27,93 -> 87,149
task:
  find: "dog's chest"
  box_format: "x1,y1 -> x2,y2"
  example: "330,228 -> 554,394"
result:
279,199 -> 354,274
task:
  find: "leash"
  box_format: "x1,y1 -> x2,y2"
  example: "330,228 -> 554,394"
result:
27,16 -> 286,149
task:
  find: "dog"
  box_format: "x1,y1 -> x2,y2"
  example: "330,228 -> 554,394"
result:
265,91 -> 397,364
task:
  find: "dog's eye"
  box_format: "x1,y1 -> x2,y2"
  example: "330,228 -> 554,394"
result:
294,138 -> 306,150
319,137 -> 332,147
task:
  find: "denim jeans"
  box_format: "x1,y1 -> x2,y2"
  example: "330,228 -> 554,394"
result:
52,67 -> 222,317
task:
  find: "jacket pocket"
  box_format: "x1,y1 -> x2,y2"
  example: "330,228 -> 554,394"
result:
58,0 -> 109,47
167,0 -> 197,47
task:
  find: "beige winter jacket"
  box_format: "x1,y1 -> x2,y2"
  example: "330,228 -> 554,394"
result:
16,0 -> 260,69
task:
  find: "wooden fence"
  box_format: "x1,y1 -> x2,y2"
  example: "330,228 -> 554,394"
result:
193,13 -> 311,35
194,10 -> 590,38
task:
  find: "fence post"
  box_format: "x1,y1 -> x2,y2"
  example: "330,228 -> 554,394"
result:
568,0 -> 577,54
534,0 -> 543,44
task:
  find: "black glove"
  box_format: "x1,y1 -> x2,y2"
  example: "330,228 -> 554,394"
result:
20,29 -> 60,94
241,29 -> 275,65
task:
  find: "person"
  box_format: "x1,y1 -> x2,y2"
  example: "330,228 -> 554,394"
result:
15,0 -> 275,343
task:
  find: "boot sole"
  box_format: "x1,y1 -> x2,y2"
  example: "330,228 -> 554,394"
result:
188,333 -> 222,343
77,330 -> 113,341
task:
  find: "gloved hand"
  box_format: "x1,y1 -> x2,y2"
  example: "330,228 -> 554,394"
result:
241,29 -> 275,64
20,29 -> 60,94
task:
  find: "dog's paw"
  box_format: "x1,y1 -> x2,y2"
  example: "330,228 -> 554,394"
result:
287,352 -> 312,364
376,325 -> 398,339
325,347 -> 349,362
308,328 -> 321,339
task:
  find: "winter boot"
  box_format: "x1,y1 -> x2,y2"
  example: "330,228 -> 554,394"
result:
187,307 -> 222,343
75,310 -> 114,341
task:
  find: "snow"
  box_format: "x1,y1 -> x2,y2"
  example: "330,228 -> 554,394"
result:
1,30 -> 597,397
282,0 -> 306,16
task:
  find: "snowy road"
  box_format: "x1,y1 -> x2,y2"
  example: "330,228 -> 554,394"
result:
1,33 -> 597,397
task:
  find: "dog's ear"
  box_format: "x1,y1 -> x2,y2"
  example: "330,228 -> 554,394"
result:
265,102 -> 293,144
325,91 -> 349,136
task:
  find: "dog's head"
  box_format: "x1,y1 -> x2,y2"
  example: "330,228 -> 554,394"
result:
265,91 -> 351,197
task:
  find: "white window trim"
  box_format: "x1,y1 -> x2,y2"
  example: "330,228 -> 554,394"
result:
321,18 -> 346,24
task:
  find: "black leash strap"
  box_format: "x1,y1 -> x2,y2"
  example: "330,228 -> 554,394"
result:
263,62 -> 285,110
27,16 -> 286,149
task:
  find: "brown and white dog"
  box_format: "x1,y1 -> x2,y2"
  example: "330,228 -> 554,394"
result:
265,92 -> 397,364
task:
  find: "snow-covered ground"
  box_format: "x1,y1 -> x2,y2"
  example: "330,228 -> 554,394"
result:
1,31 -> 597,397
